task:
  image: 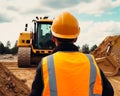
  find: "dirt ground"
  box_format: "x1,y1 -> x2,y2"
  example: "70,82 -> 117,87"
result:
0,54 -> 120,96
0,55 -> 36,89
0,63 -> 30,96
108,76 -> 120,96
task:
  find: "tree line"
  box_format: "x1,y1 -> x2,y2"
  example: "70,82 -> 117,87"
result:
80,44 -> 97,54
0,41 -> 18,54
0,41 -> 97,54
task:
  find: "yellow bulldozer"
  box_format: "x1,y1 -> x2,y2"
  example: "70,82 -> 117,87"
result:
17,16 -> 55,67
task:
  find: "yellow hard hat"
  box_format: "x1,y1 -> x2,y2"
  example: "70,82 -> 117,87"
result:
51,11 -> 80,39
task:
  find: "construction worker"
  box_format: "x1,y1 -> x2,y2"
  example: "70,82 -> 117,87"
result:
29,11 -> 114,96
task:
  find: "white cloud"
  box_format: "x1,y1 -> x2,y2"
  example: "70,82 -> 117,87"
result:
75,0 -> 120,15
0,21 -> 25,47
0,0 -> 43,22
76,21 -> 120,47
0,0 -> 119,23
40,0 -> 92,9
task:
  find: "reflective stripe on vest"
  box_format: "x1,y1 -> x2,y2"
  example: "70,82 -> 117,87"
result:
86,54 -> 101,96
47,55 -> 57,96
47,54 -> 101,96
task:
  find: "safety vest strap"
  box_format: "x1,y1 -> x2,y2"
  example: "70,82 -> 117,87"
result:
47,55 -> 57,96
86,54 -> 101,96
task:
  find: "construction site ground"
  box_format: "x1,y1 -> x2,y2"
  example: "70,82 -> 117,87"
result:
0,54 -> 120,96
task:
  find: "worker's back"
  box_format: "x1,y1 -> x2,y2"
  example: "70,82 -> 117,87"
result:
42,52 -> 102,96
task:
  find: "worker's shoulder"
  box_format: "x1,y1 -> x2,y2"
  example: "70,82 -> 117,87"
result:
78,52 -> 93,56
42,52 -> 94,59
42,54 -> 54,61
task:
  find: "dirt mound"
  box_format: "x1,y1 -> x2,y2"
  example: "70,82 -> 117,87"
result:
92,35 -> 120,58
92,35 -> 120,76
0,63 -> 30,96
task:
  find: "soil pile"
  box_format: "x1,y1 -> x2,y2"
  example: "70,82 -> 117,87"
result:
91,35 -> 120,76
0,63 -> 30,96
92,35 -> 120,58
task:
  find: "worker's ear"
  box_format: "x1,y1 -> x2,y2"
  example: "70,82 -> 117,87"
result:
52,36 -> 58,46
52,36 -> 56,42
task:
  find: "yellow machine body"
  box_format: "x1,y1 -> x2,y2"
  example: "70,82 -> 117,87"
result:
17,17 -> 55,67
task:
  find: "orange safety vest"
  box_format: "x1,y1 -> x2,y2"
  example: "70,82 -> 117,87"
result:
42,52 -> 102,96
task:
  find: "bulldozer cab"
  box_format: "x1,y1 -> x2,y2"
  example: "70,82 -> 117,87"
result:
17,17 -> 55,67
33,20 -> 55,50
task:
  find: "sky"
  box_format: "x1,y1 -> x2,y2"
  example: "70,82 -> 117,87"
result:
0,0 -> 120,48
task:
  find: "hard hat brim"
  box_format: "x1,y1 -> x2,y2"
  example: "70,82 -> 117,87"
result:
51,30 -> 80,39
